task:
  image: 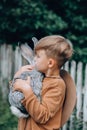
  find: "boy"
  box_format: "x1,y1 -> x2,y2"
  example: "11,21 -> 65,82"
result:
14,35 -> 76,130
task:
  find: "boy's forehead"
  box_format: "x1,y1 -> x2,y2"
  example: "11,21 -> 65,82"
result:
35,49 -> 45,54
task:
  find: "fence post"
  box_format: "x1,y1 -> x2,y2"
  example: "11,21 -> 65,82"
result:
83,64 -> 87,130
14,46 -> 22,73
0,44 -> 12,100
76,62 -> 83,119
69,60 -> 76,130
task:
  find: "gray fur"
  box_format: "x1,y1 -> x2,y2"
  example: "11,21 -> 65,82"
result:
8,37 -> 44,118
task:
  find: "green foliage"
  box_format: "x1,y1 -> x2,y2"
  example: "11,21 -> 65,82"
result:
0,0 -> 67,43
71,109 -> 83,130
0,0 -> 87,63
43,0 -> 87,63
0,92 -> 18,130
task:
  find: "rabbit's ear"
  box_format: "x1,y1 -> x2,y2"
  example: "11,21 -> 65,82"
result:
20,43 -> 34,65
32,37 -> 38,47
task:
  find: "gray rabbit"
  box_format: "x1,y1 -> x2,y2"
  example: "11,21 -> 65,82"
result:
8,37 -> 44,118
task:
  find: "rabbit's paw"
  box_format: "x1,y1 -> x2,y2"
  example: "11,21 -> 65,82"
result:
10,106 -> 29,118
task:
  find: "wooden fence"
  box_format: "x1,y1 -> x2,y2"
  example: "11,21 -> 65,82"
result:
0,44 -> 87,130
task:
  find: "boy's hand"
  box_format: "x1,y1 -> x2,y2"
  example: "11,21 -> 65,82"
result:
14,65 -> 34,78
13,77 -> 31,93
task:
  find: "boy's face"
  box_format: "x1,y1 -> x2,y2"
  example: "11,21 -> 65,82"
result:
34,49 -> 49,73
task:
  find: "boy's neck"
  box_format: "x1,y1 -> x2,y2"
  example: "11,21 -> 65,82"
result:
45,67 -> 60,78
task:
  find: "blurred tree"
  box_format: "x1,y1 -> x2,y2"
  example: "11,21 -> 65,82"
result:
0,0 -> 67,43
43,0 -> 87,63
0,0 -> 87,62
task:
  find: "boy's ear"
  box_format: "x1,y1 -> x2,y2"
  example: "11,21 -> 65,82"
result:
48,58 -> 55,68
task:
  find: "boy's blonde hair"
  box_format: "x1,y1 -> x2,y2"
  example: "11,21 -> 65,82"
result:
35,35 -> 73,68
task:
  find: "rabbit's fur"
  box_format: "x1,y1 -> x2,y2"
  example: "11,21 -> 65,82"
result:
8,37 -> 44,118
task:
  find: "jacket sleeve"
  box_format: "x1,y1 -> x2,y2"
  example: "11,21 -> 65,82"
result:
22,80 -> 65,124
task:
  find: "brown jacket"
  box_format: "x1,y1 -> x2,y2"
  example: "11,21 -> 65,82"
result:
17,77 -> 66,130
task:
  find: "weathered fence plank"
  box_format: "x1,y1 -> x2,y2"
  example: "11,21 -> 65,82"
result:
83,64 -> 87,130
76,62 -> 83,119
0,44 -> 12,100
14,46 -> 22,73
83,64 -> 87,122
70,60 -> 76,81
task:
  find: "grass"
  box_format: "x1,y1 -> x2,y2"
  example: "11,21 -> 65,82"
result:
0,95 -> 18,130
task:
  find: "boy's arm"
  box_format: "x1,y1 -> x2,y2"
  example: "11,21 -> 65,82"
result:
14,79 -> 65,124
